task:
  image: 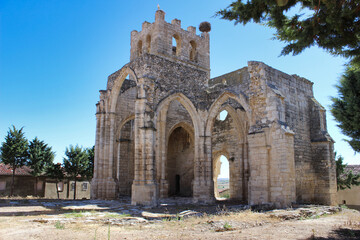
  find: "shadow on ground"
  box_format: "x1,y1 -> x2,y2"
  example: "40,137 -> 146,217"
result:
311,228 -> 360,240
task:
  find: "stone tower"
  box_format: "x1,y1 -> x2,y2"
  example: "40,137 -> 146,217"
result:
91,10 -> 337,207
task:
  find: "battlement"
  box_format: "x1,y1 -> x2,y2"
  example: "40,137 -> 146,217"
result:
130,10 -> 210,72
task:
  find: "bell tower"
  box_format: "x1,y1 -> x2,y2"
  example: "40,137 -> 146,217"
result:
129,10 -> 210,75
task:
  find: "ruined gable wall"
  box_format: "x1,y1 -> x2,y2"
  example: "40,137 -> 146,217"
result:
262,65 -> 319,203
208,67 -> 251,103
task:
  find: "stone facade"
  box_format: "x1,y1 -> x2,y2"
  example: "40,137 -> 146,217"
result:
91,10 -> 337,207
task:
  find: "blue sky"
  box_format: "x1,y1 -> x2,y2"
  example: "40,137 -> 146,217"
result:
1,0 -> 358,172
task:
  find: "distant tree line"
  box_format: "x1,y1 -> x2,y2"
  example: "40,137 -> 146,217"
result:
0,125 -> 94,199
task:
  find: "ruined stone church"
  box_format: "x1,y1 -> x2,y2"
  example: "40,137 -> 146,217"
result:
91,10 -> 337,207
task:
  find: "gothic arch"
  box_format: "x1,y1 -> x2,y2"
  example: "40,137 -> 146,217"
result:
168,122 -> 194,143
206,91 -> 250,137
155,92 -> 201,136
108,66 -> 138,113
115,114 -> 135,140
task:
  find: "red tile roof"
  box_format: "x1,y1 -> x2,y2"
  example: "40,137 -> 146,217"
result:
0,163 -> 32,176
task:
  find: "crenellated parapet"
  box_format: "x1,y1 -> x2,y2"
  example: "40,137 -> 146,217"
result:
130,10 -> 210,73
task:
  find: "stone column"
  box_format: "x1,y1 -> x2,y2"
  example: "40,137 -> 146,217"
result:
247,130 -> 271,205
98,113 -> 106,198
105,113 -> 117,199
131,85 -> 158,206
248,124 -> 296,208
157,109 -> 168,198
91,112 -> 102,199
193,135 -> 215,203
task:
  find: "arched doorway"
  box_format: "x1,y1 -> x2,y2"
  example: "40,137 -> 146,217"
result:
166,126 -> 194,197
213,154 -> 230,199
116,118 -> 135,196
209,101 -> 249,202
113,73 -> 137,197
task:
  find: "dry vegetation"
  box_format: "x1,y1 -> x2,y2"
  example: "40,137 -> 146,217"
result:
0,198 -> 359,240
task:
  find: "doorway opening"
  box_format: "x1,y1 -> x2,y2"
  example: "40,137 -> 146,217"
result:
166,126 -> 194,197
214,155 -> 230,199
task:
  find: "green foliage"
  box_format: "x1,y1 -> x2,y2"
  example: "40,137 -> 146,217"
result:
84,146 -> 94,180
54,221 -> 65,229
63,145 -> 89,199
331,63 -> 360,153
63,145 -> 89,179
28,137 -> 55,177
336,154 -> 360,190
223,222 -> 233,231
0,125 -> 29,196
217,0 -> 360,62
46,163 -> 64,181
0,126 -> 29,167
64,211 -> 85,218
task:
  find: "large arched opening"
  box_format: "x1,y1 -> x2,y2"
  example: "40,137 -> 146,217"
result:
207,93 -> 250,202
166,126 -> 194,197
116,118 -> 135,196
155,93 -> 200,199
213,153 -> 231,199
111,70 -> 138,197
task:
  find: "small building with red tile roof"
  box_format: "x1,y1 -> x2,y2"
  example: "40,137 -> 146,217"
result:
0,163 -> 91,199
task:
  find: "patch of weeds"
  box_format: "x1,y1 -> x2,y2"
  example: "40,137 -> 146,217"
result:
309,228 -> 315,239
105,213 -> 131,219
64,211 -> 85,218
223,222 -> 233,230
215,222 -> 234,232
340,204 -> 349,209
94,228 -> 97,240
54,221 -> 65,230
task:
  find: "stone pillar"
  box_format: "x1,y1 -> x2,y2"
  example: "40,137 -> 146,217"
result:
193,135 -> 215,203
248,124 -> 296,208
104,113 -> 117,199
131,85 -> 158,206
97,113 -> 106,198
156,109 -> 168,198
91,112 -> 102,199
311,141 -> 337,205
247,131 -> 270,205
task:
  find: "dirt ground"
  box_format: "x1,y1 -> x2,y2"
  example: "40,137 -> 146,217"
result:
0,198 -> 359,240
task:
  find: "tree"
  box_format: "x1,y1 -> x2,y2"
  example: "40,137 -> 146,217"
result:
84,146 -> 94,180
46,163 -> 64,199
63,145 -> 89,200
336,154 -> 360,190
27,137 -> 55,196
217,0 -> 360,62
0,126 -> 28,196
331,63 -> 360,153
